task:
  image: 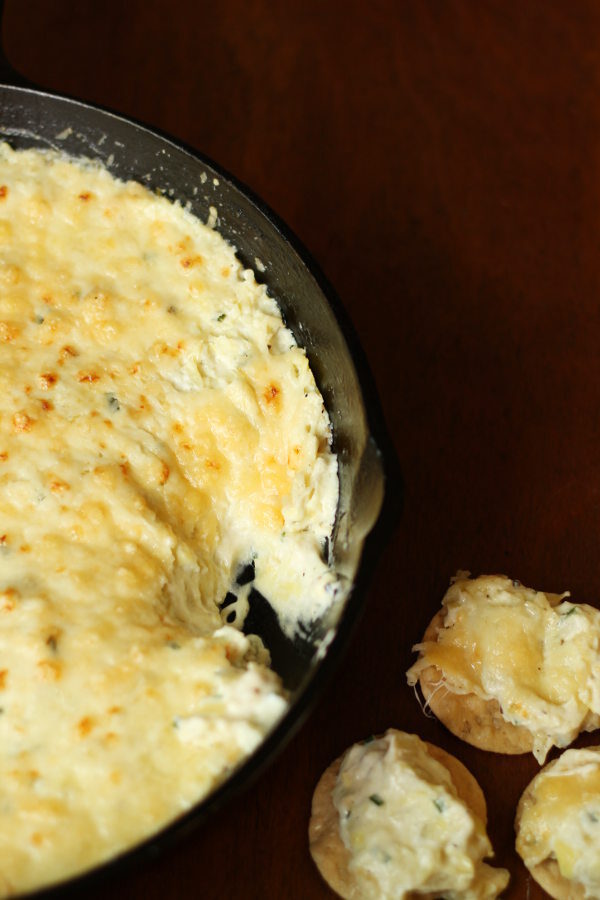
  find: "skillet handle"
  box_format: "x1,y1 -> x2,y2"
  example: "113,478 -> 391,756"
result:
0,0 -> 34,87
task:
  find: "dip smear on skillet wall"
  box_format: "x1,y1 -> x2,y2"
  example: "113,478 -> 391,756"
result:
0,44 -> 384,898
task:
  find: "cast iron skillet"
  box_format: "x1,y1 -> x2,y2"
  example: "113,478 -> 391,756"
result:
0,12 -> 387,898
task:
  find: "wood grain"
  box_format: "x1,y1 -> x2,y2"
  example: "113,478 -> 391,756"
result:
4,1 -> 600,896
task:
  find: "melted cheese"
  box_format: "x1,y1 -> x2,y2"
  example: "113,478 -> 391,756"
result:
407,575 -> 600,762
517,747 -> 600,897
332,731 -> 508,899
0,144 -> 339,895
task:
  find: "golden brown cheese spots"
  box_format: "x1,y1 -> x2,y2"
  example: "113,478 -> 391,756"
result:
0,185 -> 7,198
0,669 -> 8,689
39,372 -> 58,389
58,344 -> 78,362
0,587 -> 18,612
262,381 -> 281,410
77,717 -> 95,738
49,478 -> 70,494
180,255 -> 202,269
155,341 -> 182,358
77,371 -> 100,383
12,411 -> 35,432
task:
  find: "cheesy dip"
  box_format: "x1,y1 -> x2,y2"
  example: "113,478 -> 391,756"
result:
309,730 -> 509,899
0,143 -> 339,895
516,747 -> 600,899
407,574 -> 600,762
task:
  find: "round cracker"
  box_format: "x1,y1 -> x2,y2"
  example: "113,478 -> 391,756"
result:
309,753 -> 354,899
416,609 -> 533,755
515,768 -> 586,900
308,732 -> 487,899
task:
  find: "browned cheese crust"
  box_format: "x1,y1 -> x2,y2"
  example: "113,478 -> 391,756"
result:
515,773 -> 586,900
416,609 -> 534,755
308,733 -> 487,899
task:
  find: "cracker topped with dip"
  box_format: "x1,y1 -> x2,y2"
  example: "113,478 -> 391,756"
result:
407,574 -> 600,762
516,746 -> 600,899
0,143 -> 340,895
309,729 -> 509,899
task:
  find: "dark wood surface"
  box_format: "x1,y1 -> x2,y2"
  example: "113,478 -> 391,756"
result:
4,1 -> 600,896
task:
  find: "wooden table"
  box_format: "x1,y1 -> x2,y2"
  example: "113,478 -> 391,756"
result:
4,1 -> 599,896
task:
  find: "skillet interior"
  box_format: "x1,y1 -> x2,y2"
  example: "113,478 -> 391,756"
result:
0,82 -> 385,896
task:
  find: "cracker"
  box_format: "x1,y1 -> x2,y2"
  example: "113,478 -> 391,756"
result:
308,732 -> 487,898
416,609 -> 533,755
309,753 -> 354,899
515,774 -> 586,900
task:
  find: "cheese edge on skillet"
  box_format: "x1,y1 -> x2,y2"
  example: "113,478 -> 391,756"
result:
0,143 -> 339,895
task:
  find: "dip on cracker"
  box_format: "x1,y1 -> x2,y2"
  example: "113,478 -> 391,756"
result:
407,574 -> 600,762
309,729 -> 508,899
516,747 -> 600,899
